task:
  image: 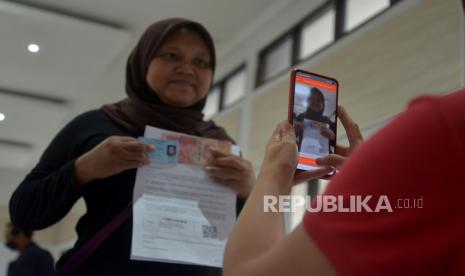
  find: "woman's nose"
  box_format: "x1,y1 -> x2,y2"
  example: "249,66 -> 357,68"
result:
175,61 -> 195,75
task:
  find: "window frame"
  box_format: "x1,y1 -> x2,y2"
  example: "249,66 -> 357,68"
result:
207,63 -> 247,117
343,0 -> 392,33
256,33 -> 295,86
255,0 -> 402,88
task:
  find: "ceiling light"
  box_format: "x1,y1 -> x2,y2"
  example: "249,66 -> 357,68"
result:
28,43 -> 40,53
0,112 -> 5,121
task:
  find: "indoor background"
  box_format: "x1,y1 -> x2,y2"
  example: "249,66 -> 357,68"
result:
0,0 -> 463,271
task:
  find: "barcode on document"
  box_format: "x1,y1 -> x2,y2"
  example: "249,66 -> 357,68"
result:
202,225 -> 217,239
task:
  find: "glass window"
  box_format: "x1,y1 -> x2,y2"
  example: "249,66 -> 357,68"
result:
203,86 -> 220,119
299,8 -> 336,59
224,69 -> 246,106
345,0 -> 390,32
261,36 -> 293,82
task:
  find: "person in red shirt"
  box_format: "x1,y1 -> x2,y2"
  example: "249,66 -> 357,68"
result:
223,89 -> 465,275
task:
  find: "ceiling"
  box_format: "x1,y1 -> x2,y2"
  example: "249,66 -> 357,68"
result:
0,0 -> 293,206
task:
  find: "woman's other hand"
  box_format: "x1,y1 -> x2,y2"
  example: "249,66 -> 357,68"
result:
205,148 -> 255,199
317,105 -> 364,170
318,123 -> 336,141
75,136 -> 154,186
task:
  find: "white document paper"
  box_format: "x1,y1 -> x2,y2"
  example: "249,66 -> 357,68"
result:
130,126 -> 239,267
301,119 -> 329,155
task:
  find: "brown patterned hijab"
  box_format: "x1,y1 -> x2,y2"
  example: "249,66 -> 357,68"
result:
102,18 -> 233,142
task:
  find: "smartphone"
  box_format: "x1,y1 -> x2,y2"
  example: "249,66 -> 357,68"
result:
288,69 -> 338,171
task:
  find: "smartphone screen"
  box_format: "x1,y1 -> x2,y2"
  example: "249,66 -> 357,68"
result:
289,69 -> 338,171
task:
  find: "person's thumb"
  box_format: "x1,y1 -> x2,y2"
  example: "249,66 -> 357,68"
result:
270,121 -> 295,144
280,121 -> 296,144
316,154 -> 346,170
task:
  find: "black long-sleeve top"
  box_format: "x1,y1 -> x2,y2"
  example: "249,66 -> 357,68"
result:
9,109 -> 245,276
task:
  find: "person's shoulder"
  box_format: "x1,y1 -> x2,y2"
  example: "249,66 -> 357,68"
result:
47,109 -> 111,144
65,109 -> 114,131
408,89 -> 465,117
408,89 -> 465,145
24,243 -> 53,259
433,89 -> 465,122
72,109 -> 108,123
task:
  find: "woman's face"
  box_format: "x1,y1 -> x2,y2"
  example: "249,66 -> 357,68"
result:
145,30 -> 213,107
308,92 -> 324,113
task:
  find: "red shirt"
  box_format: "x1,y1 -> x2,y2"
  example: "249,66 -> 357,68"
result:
303,89 -> 465,275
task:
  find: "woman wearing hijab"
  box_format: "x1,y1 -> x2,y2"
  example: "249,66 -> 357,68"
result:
294,87 -> 336,151
9,18 -> 254,275
296,87 -> 332,123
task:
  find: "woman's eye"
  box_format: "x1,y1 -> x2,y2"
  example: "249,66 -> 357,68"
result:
161,52 -> 178,60
194,58 -> 210,68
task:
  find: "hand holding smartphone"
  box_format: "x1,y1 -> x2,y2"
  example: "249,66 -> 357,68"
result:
288,69 -> 339,172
